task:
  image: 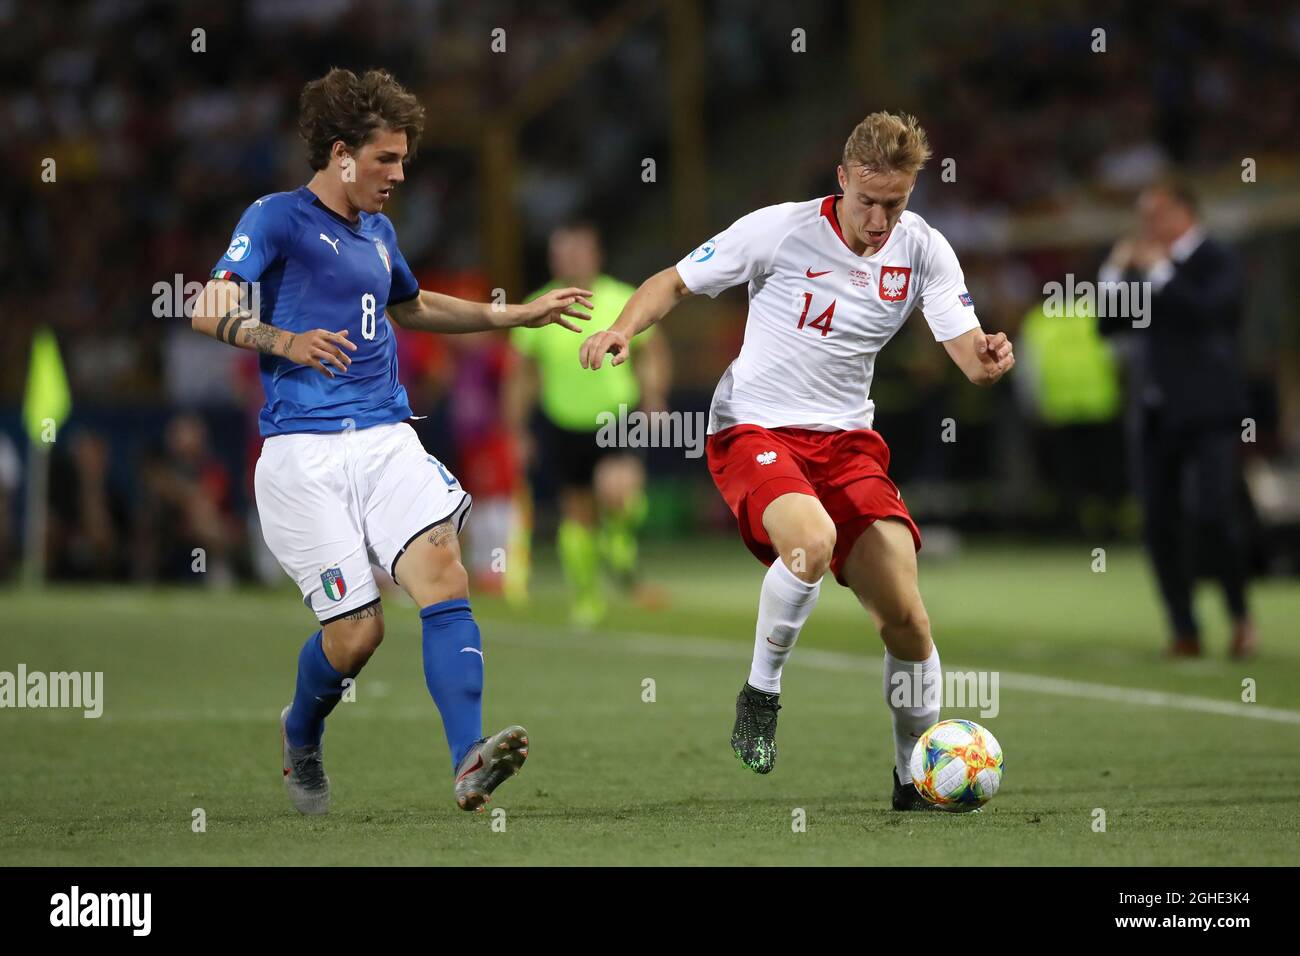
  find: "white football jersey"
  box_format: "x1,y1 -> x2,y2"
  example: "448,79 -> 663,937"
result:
676,196 -> 980,433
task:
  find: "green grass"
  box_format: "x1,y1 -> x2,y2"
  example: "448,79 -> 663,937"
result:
2,539 -> 1299,865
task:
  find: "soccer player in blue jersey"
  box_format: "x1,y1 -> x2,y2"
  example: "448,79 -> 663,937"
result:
192,68 -> 592,814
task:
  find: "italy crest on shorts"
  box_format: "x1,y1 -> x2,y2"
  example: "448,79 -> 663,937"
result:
373,239 -> 392,274
321,567 -> 347,602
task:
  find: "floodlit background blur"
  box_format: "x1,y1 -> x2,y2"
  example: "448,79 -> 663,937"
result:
2,0 -> 1299,589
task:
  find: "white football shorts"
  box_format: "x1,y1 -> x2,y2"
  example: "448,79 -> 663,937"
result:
254,421 -> 472,623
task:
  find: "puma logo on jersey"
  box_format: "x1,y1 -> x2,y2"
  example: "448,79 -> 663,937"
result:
319,233 -> 341,255
460,647 -> 484,659
756,450 -> 777,465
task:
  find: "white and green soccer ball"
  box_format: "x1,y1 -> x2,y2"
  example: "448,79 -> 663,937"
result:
909,719 -> 1004,811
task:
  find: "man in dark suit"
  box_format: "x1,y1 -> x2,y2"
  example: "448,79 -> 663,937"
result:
1099,180 -> 1257,659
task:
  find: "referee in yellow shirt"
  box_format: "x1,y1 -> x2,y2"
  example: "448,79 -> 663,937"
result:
505,220 -> 670,626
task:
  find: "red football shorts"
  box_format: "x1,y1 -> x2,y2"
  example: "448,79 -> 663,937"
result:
705,424 -> 921,586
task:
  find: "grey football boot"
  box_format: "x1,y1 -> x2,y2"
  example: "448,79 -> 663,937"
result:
453,725 -> 529,812
280,704 -> 330,815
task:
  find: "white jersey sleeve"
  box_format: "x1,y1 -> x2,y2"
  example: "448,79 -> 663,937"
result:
675,204 -> 798,298
917,226 -> 981,342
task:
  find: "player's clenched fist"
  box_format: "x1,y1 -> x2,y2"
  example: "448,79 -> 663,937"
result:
287,328 -> 357,378
580,329 -> 630,369
975,330 -> 1014,384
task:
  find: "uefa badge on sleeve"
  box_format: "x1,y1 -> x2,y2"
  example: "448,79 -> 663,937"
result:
689,240 -> 716,263
321,567 -> 347,602
226,233 -> 251,262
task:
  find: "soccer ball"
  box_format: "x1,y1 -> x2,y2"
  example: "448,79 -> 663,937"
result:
909,719 -> 1004,811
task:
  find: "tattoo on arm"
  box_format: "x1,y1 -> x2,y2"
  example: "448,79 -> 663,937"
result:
340,601 -> 382,621
240,321 -> 285,355
426,522 -> 456,547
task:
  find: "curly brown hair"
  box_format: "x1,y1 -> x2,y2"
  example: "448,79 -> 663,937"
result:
298,67 -> 426,171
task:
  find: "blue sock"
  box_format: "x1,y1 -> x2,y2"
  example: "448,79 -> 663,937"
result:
285,630 -> 348,748
420,598 -> 484,769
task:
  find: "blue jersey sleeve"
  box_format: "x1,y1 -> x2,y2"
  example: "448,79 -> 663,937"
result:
383,220 -> 420,305
211,195 -> 296,284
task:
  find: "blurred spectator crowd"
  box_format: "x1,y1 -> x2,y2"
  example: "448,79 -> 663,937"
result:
2,0 -> 1298,582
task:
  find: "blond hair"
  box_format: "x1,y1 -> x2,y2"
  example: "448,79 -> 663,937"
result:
842,111 -> 932,175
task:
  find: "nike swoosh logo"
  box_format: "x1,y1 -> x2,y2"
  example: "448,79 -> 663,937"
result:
460,647 -> 484,659
806,268 -> 832,278
766,636 -> 793,647
456,753 -> 484,782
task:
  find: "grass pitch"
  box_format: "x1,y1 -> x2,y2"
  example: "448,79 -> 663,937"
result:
2,540 -> 1298,865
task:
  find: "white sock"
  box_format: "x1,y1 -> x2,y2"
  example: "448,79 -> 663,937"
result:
747,557 -> 821,693
883,645 -> 941,783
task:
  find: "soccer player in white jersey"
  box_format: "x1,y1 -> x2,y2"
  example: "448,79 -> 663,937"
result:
192,69 -> 592,814
580,112 -> 1014,809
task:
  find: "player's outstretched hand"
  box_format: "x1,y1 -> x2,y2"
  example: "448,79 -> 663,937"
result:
521,287 -> 594,332
287,328 -> 357,378
580,329 -> 630,369
975,330 -> 1014,384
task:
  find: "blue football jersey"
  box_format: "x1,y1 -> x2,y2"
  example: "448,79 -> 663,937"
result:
210,186 -> 421,436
